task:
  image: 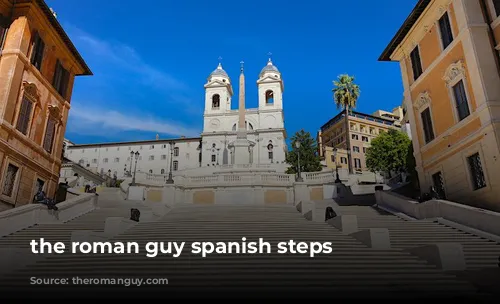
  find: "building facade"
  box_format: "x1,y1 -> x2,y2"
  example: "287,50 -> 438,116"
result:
64,59 -> 288,177
379,0 -> 500,210
64,137 -> 202,178
0,0 -> 91,210
318,107 -> 404,172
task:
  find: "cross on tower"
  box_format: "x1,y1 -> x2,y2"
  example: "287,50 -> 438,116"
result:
218,56 -> 222,63
267,52 -> 273,61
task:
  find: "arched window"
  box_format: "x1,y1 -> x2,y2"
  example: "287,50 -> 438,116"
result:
149,169 -> 153,174
161,169 -> 165,174
265,90 -> 274,104
212,94 -> 220,109
232,121 -> 254,131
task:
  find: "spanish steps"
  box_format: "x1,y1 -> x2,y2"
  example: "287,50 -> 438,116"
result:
0,188 -> 498,299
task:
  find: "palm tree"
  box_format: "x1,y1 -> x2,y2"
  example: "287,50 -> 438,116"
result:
332,74 -> 360,175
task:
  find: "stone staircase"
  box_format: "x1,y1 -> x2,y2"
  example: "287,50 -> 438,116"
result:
337,206 -> 500,270
0,202 -> 486,299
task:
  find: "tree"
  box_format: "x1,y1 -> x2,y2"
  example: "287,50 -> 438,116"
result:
365,129 -> 411,177
332,74 -> 360,175
286,129 -> 322,174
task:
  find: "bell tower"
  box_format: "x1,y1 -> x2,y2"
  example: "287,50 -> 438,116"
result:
257,53 -> 284,110
204,58 -> 233,114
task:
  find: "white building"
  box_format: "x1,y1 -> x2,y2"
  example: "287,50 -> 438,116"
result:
63,58 -> 288,177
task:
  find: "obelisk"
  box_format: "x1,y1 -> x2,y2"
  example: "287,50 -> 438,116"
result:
233,61 -> 251,164
238,61 -> 246,132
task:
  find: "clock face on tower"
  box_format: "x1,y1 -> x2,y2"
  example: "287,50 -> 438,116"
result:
210,119 -> 220,129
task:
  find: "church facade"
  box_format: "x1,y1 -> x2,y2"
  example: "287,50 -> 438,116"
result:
63,59 -> 288,177
201,59 -> 287,167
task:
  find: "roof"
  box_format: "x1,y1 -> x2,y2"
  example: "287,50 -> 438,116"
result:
11,0 -> 92,75
66,136 -> 202,149
320,109 -> 399,132
378,0 -> 431,62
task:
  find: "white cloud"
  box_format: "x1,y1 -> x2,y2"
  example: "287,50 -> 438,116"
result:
67,102 -> 201,138
67,25 -> 188,91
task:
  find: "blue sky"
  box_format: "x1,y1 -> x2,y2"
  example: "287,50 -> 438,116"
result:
47,0 -> 417,145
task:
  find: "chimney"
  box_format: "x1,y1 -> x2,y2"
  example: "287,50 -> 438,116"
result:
49,8 -> 57,18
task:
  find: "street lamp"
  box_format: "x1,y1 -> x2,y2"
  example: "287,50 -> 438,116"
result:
131,151 -> 140,185
129,150 -> 134,176
333,148 -> 341,183
166,141 -> 175,184
295,141 -> 303,182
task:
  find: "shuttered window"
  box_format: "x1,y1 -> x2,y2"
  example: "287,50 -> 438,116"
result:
43,118 -> 57,153
410,46 -> 423,80
16,96 -> 33,135
30,32 -> 45,71
438,12 -> 454,49
52,60 -> 70,99
420,108 -> 435,144
452,80 -> 470,121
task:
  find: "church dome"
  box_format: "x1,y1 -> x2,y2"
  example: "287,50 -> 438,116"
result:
210,63 -> 229,78
260,59 -> 280,77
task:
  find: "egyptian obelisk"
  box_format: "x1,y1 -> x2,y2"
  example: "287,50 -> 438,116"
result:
233,61 -> 251,164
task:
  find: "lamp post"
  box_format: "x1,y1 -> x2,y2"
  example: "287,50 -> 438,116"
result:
166,141 -> 175,184
295,141 -> 303,182
333,148 -> 341,183
131,151 -> 140,185
129,150 -> 134,176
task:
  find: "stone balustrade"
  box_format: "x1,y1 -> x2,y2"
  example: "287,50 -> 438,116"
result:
135,170 -> 337,188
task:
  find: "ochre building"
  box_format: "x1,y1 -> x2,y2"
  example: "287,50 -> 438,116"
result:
318,107 -> 404,172
0,0 -> 91,210
380,0 -> 500,210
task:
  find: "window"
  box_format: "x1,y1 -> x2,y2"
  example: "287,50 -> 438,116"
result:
341,157 -> 347,164
452,80 -> 470,121
103,158 -> 108,163
35,178 -> 45,192
173,147 -> 179,156
149,169 -> 153,174
268,151 -> 273,160
52,60 -> 69,98
2,163 -> 19,197
42,118 -> 56,153
265,90 -> 274,104
173,161 -> 178,171
330,155 -> 335,162
362,136 -> 369,142
114,157 -> 120,162
438,12 -> 454,49
162,144 -> 166,149
354,158 -> 361,169
351,134 -> 358,140
161,169 -> 165,174
211,155 -> 216,162
16,96 -> 34,135
212,94 -> 220,108
149,155 -> 154,161
161,155 -> 167,160
0,14 -> 7,50
420,108 -> 435,143
353,146 -> 360,153
30,32 -> 45,71
362,147 -> 366,153
431,171 -> 446,199
150,145 -> 154,149
92,159 -> 97,163
493,0 -> 500,17
410,46 -> 423,80
467,153 -> 487,190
